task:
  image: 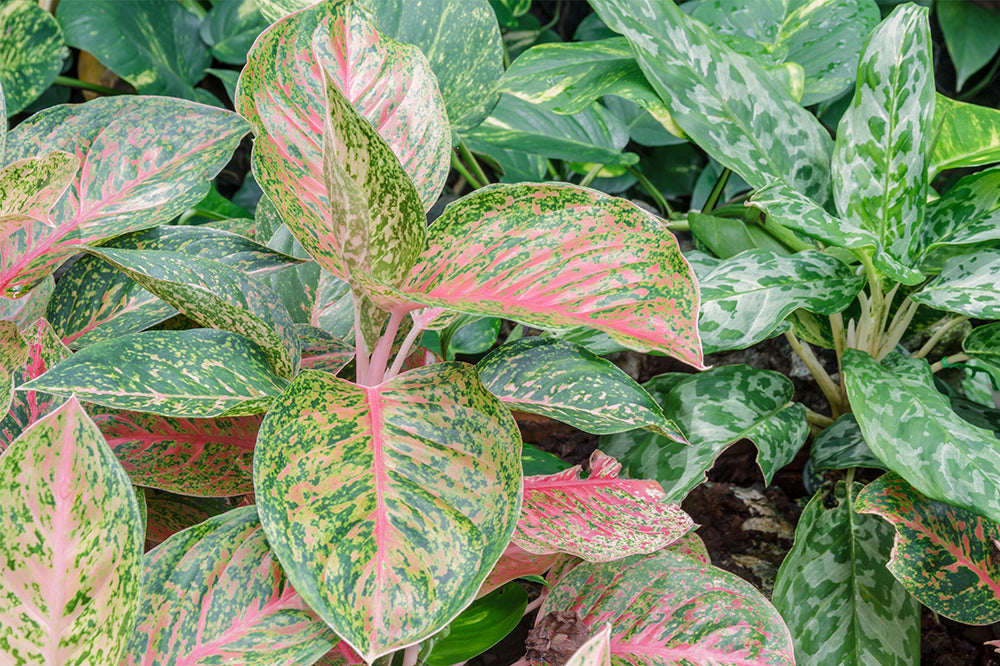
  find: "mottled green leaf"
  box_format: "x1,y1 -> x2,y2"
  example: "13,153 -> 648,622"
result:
442,315 -> 500,357
56,0 -> 212,100
424,583 -> 528,666
937,1 -> 1000,91
477,337 -> 680,438
142,491 -> 230,547
0,151 -> 78,242
123,505 -> 338,665
297,324 -> 354,374
200,0 -> 269,65
832,4 -> 933,275
21,329 -> 288,417
930,94 -> 1000,176
540,550 -> 795,664
772,481 -> 919,665
698,249 -> 865,353
844,349 -> 1000,524
0,320 -> 27,414
0,277 -> 52,328
588,0 -> 833,203
921,167 -> 1000,257
688,211 -> 793,260
910,250 -> 1000,318
1,96 -> 248,297
856,472 -> 1000,625
602,366 -> 808,502
0,397 -> 143,666
810,414 -> 885,471
0,0 -> 67,116
964,323 -> 1000,368
254,365 -> 521,661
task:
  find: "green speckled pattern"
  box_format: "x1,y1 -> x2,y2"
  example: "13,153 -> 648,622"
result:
0,0 -> 68,115
0,151 -> 77,241
911,250 -> 1000,318
930,94 -> 1000,176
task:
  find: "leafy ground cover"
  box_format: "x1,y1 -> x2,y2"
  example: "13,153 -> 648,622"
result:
3,0 -> 1000,664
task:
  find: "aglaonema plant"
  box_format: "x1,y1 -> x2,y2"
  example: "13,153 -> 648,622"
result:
0,1 -> 802,664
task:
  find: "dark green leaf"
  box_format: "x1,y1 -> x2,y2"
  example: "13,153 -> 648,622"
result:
200,0 -> 269,65
937,1 -> 1000,91
810,414 -> 885,471
424,583 -> 528,666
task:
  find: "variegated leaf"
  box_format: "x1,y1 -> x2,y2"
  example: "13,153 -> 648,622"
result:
698,249 -> 865,353
515,450 -> 693,561
1,96 -> 248,297
143,491 -> 231,548
0,397 -> 143,665
963,322 -> 1000,367
0,317 -> 71,450
0,320 -> 27,414
385,183 -> 703,368
83,247 -> 300,378
921,167 -> 1000,258
540,549 -> 794,665
0,0 -> 68,115
930,94 -> 1000,176
664,530 -> 711,566
0,277 -> 52,328
832,4 -> 933,274
476,337 -> 682,438
910,250 -> 1000,318
588,0 -> 832,203
844,349 -> 1000,524
562,624 -> 611,666
88,406 -> 259,497
0,151 -> 77,242
122,505 -> 339,665
810,413 -> 885,471
254,365 -> 522,661
236,0 -> 449,212
312,642 -> 366,666
297,324 -> 354,374
21,329 -> 288,418
601,366 -> 808,502
478,542 -> 559,599
772,481 -> 919,665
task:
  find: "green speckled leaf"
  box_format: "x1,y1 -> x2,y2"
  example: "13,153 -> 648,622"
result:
844,349 -> 1000,524
200,0 -> 269,65
237,0 -> 449,214
540,549 -> 794,665
56,0 -> 211,100
964,323 -> 1000,367
910,250 -> 1000,318
588,0 -> 832,203
698,249 -> 865,353
88,406 -> 259,497
856,472 -> 1000,625
84,247 -> 300,378
142,491 -> 230,548
0,397 -> 143,666
0,151 -> 77,242
0,0 -> 68,115
388,183 -> 703,368
810,414 -> 885,471
21,329 -> 288,417
0,320 -> 27,414
0,277 -> 52,328
254,364 -> 521,661
921,167 -> 1000,258
832,4 -> 933,275
122,505 -> 339,665
930,94 -> 1000,176
477,337 -> 681,438
1,96 -> 248,297
772,481 -> 919,666
515,450 -> 693,561
297,324 -> 354,374
601,366 -> 808,502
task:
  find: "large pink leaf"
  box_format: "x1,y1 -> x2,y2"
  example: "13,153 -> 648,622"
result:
386,183 -> 704,367
0,96 -> 248,296
514,450 -> 694,561
538,550 -> 795,665
122,506 -> 339,665
478,542 -> 559,598
87,407 -> 260,497
254,364 -> 522,662
0,397 -> 143,665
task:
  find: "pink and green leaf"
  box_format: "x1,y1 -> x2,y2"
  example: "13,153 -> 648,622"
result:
0,96 -> 248,296
563,624 -> 612,666
0,276 -> 53,328
478,542 -> 559,598
663,530 -> 711,566
20,329 -> 288,417
122,505 -> 339,665
142,491 -> 231,548
0,319 -> 28,413
539,550 -> 795,665
0,397 -> 143,665
253,365 -> 522,661
297,324 -> 354,375
0,151 -> 77,241
856,472 -> 1000,625
515,450 -> 694,561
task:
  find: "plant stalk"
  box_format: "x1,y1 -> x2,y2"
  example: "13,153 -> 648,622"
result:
53,75 -> 131,96
930,352 -> 971,373
627,165 -> 673,217
385,317 -> 426,381
366,309 -> 406,385
578,163 -> 604,187
913,316 -> 970,359
459,141 -> 491,188
701,167 -> 731,213
450,153 -> 484,191
805,408 -> 834,429
401,645 -> 420,666
785,331 -> 843,416
353,296 -> 371,384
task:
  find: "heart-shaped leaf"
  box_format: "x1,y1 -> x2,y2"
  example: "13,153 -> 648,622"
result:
937,1 -> 1000,92
122,505 -> 339,665
254,364 -> 521,661
0,0 -> 68,115
0,397 -> 143,666
200,0 -> 269,65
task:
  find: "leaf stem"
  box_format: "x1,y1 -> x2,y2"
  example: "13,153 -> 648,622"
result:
578,164 -> 604,187
701,167 -> 731,213
367,309 -> 406,385
930,352 -> 971,373
385,317 -> 427,381
805,407 -> 834,429
353,296 -> 371,384
913,316 -> 970,359
401,645 -> 420,666
53,75 -> 131,96
627,165 -> 673,217
759,215 -> 814,252
877,293 -> 918,359
784,330 -> 843,416
459,141 -> 491,188
450,153 -> 484,191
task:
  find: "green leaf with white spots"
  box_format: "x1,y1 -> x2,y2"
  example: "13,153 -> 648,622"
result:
540,549 -> 795,665
0,320 -> 27,415
856,472 -> 1000,625
122,505 -> 339,665
0,0 -> 68,116
921,168 -> 1000,259
0,397 -> 143,666
200,0 -> 269,65
929,94 -> 1000,176
698,249 -> 865,353
831,4 -> 933,275
515,450 -> 693,561
810,414 -> 885,471
844,349 -> 1000,524
83,247 -> 300,378
253,365 -> 522,661
964,323 -> 1000,368
476,336 -> 682,438
461,94 -> 638,166
601,365 -> 808,502
910,250 -> 1000,318
937,1 -> 1000,92
56,0 -> 212,101
772,481 -> 920,666
0,151 -> 78,243
21,329 -> 288,418
88,406 -> 259,497
588,0 -> 833,203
